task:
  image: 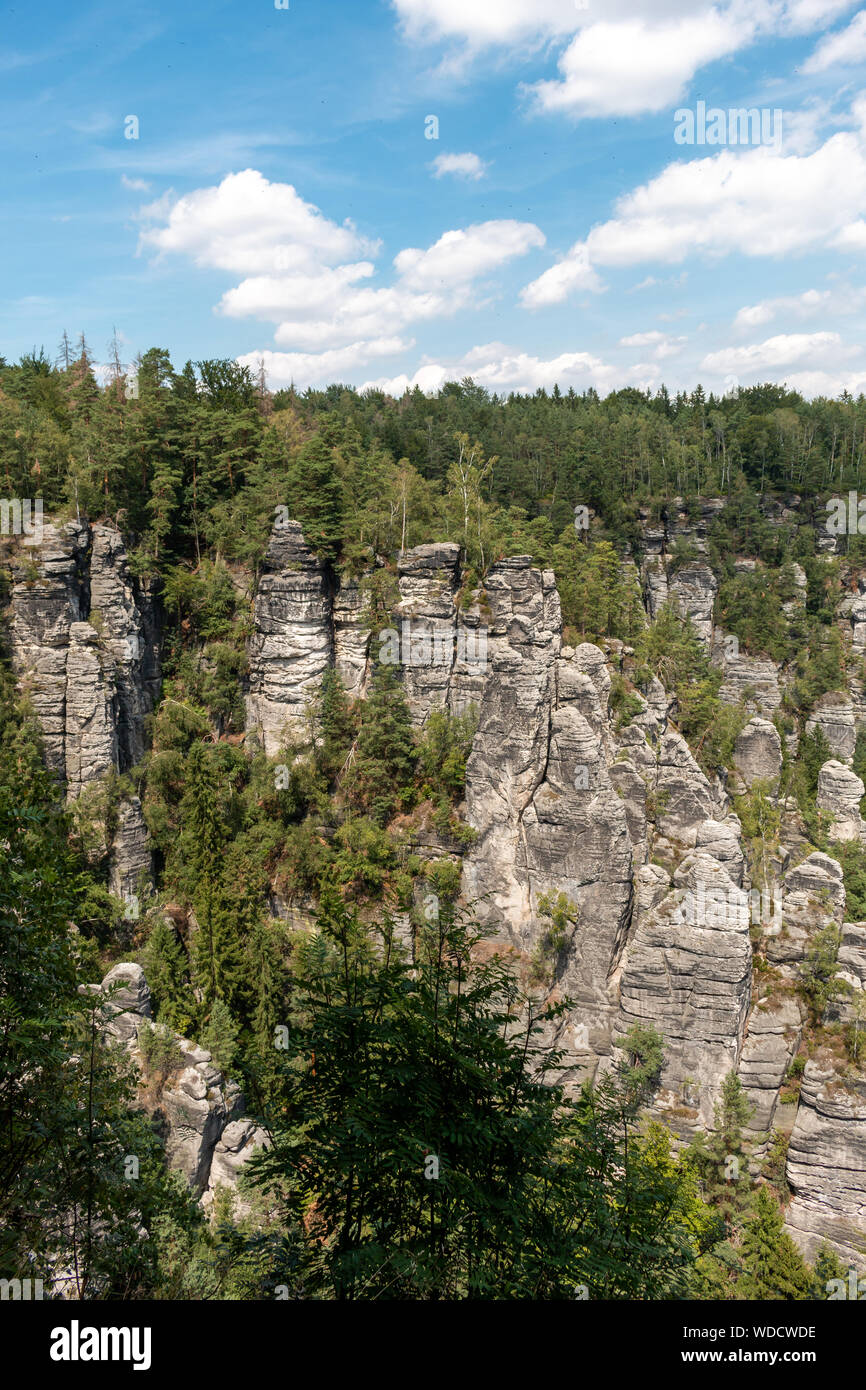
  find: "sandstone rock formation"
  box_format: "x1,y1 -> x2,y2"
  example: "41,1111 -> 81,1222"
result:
245,520 -> 333,756
6,521 -> 158,892
785,1061 -> 866,1265
734,717 -> 782,790
817,760 -> 866,842
96,964 -> 262,1201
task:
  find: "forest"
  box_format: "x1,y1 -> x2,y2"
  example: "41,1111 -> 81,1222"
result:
1,339 -> 865,1301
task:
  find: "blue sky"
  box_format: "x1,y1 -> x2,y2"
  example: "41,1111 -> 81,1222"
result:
3,0 -> 866,397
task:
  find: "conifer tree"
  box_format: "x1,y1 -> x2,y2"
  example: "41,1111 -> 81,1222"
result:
349,660 -> 417,824
739,1187 -> 810,1300
288,434 -> 344,563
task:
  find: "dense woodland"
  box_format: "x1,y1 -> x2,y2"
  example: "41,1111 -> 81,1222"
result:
2,338 -> 866,1299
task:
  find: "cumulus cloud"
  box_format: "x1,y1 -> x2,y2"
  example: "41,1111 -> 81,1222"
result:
526,13 -> 754,119
138,169 -> 379,275
395,220 -> 544,288
521,112 -> 866,306
141,173 -> 546,369
430,151 -> 488,180
802,7 -> 866,70
121,173 -> 151,192
392,0 -> 859,119
700,330 -> 855,373
733,284 -> 866,328
236,339 -> 412,388
358,339 -> 648,396
390,0 -> 580,46
619,330 -> 688,358
520,242 -> 602,306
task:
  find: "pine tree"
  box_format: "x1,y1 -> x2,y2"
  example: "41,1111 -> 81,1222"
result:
288,434 -> 344,563
143,916 -> 194,1035
201,999 -> 240,1076
349,661 -> 417,824
739,1187 -> 810,1299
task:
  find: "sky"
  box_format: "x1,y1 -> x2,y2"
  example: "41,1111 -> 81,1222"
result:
2,0 -> 866,398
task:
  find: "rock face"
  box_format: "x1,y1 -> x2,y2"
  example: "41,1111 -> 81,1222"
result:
11,512 -> 866,1262
96,964 -> 261,1201
158,1046 -> 246,1194
715,644 -> 783,712
108,796 -> 154,905
817,760 -> 866,841
734,717 -> 782,789
785,1062 -> 866,1265
767,852 -> 846,970
669,562 -> 717,649
6,521 -> 158,891
462,568 -> 635,1076
245,524 -> 488,744
614,850 -> 752,1127
245,521 -> 334,756
203,1118 -> 270,1214
738,997 -> 802,1137
8,520 -> 159,791
100,962 -> 154,1046
807,695 -> 857,762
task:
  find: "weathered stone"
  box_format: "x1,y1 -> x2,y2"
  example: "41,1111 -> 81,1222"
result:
245,521 -> 332,757
738,997 -> 802,1135
669,562 -> 717,649
807,694 -> 857,762
786,1062 -> 866,1265
99,963 -> 152,1047
817,760 -> 866,841
108,796 -> 154,905
734,717 -> 782,789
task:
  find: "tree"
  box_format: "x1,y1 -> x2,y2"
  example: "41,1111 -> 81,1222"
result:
800,924 -> 846,1026
247,891 -> 716,1299
289,434 -> 344,563
348,661 -> 417,824
201,999 -> 240,1075
739,1187 -> 811,1300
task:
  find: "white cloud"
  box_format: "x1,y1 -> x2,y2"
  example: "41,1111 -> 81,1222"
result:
392,0 -> 859,120
359,339 -> 644,396
802,7 -> 866,70
521,113 -> 866,306
222,219 -> 543,350
700,330 -> 854,373
142,171 -> 544,360
138,169 -> 379,275
520,242 -> 602,306
121,173 -> 151,192
395,220 -> 544,288
430,151 -> 489,180
526,13 -> 754,119
236,339 -> 411,389
784,367 -> 866,393
390,0 -> 580,46
619,330 -> 688,357
732,284 -> 866,328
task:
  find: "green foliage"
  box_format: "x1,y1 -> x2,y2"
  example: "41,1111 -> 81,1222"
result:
739,1187 -> 811,1300
347,661 -> 417,825
201,999 -> 241,1076
247,890 -> 716,1298
416,706 -> 478,802
799,924 -> 847,1025
529,891 -> 581,985
139,1021 -> 184,1089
